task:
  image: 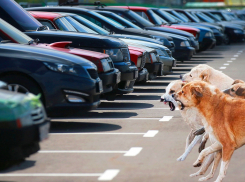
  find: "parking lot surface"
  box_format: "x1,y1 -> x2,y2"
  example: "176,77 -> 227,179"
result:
1,44 -> 245,182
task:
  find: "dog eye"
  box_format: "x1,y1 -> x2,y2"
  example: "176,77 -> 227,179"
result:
231,88 -> 235,92
182,91 -> 184,93
170,90 -> 175,94
190,74 -> 192,77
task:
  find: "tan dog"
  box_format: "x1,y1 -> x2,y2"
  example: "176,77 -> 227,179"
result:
223,79 -> 245,98
175,80 -> 245,182
181,64 -> 234,90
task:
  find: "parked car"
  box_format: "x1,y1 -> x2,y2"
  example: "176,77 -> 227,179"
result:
152,9 -> 223,47
26,7 -> 175,52
0,18 -> 121,100
28,11 -> 148,83
0,42 -> 102,116
0,84 -> 49,170
0,0 -> 138,96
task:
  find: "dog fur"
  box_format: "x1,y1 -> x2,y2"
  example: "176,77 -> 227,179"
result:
175,80 -> 245,182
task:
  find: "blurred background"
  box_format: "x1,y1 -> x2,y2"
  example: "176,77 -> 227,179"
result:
15,0 -> 245,9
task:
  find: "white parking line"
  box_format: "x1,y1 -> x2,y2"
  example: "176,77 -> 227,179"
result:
54,118 -> 162,120
227,61 -> 233,62
98,169 -> 120,181
39,147 -> 142,157
143,130 -> 158,137
219,67 -> 226,69
234,55 -> 239,57
224,63 -> 229,66
51,130 -> 158,138
231,58 -> 236,60
159,116 -> 173,122
96,108 -> 178,110
124,147 -> 142,156
0,173 -> 102,177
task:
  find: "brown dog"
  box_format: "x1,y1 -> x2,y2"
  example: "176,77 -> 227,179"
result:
175,80 -> 245,182
223,79 -> 245,98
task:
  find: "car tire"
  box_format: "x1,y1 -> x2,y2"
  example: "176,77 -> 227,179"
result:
0,74 -> 45,104
224,34 -> 231,45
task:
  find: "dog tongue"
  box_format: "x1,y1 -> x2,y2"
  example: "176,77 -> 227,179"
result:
169,101 -> 176,111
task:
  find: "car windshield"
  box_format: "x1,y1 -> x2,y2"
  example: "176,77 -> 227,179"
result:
189,12 -> 201,22
54,17 -> 77,31
100,12 -> 142,29
127,10 -> 154,27
211,12 -> 231,21
156,10 -> 179,23
0,18 -> 33,44
147,9 -> 168,25
0,0 -> 42,31
72,15 -> 109,35
196,12 -> 215,23
63,16 -> 98,34
166,12 -> 184,23
89,11 -> 125,29
173,11 -> 189,22
184,11 -> 200,22
203,12 -> 220,22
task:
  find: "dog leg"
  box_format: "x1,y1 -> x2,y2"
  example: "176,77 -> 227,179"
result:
177,134 -> 203,161
214,147 -> 234,182
193,142 -> 222,167
199,133 -> 209,153
186,130 -> 195,149
198,151 -> 222,181
190,153 -> 214,177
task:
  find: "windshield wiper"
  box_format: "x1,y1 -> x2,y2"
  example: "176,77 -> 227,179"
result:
36,25 -> 49,31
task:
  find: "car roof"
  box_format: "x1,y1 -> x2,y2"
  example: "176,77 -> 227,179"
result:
109,6 -> 151,11
76,6 -> 130,12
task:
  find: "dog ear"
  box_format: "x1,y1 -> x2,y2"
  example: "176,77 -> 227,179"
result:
200,69 -> 210,82
235,86 -> 245,96
232,79 -> 245,85
191,86 -> 203,97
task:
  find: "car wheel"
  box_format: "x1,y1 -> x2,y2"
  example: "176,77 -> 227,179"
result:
224,34 -> 230,45
0,74 -> 45,104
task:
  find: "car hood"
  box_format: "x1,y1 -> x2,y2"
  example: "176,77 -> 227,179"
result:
122,28 -> 173,41
129,45 -> 154,53
25,30 -> 128,49
145,26 -> 193,38
120,38 -> 168,50
111,34 -> 162,45
0,43 -> 96,67
148,31 -> 188,41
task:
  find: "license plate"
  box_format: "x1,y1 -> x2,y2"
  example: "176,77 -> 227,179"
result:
99,80 -> 103,93
134,70 -> 138,79
116,72 -> 121,83
39,122 -> 50,141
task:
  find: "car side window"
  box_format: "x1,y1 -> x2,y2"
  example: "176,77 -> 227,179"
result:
38,20 -> 56,30
79,14 -> 102,27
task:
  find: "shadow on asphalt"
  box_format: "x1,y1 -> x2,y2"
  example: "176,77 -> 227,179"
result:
192,56 -> 224,59
0,160 -> 36,173
135,82 -> 169,86
133,88 -> 165,93
115,95 -> 160,100
99,102 -> 154,109
50,122 -> 122,133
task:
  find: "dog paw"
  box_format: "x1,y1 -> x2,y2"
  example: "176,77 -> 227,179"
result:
199,177 -> 208,181
190,173 -> 199,177
193,160 -> 202,167
177,155 -> 185,161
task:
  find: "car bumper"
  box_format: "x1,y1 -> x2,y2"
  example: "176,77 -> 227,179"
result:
172,47 -> 195,61
199,37 -> 216,51
114,62 -> 138,94
158,56 -> 176,75
214,33 -> 225,45
144,62 -> 162,75
230,32 -> 245,42
99,69 -> 121,94
136,68 -> 149,82
191,40 -> 199,51
0,120 -> 50,161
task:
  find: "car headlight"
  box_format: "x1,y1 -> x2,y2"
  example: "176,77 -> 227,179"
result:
150,53 -> 157,63
100,59 -> 111,72
180,40 -> 190,47
205,32 -> 213,37
104,49 -> 123,62
137,57 -> 142,67
155,48 -> 167,57
234,29 -> 243,34
43,62 -> 80,76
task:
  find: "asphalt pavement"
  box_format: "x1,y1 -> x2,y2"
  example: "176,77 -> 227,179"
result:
1,43 -> 245,182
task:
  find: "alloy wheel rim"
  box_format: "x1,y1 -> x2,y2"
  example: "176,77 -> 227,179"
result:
7,84 -> 29,94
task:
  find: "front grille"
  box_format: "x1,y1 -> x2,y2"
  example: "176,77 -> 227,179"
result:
166,49 -> 172,57
31,107 -> 45,124
107,58 -> 114,70
87,69 -> 99,79
121,48 -> 130,62
169,41 -> 175,48
141,53 -> 146,68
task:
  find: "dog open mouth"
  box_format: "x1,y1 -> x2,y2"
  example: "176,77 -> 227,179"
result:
169,101 -> 176,111
176,100 -> 185,110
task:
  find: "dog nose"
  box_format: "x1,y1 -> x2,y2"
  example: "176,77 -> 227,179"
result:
160,98 -> 164,102
180,74 -> 183,79
172,93 -> 175,98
